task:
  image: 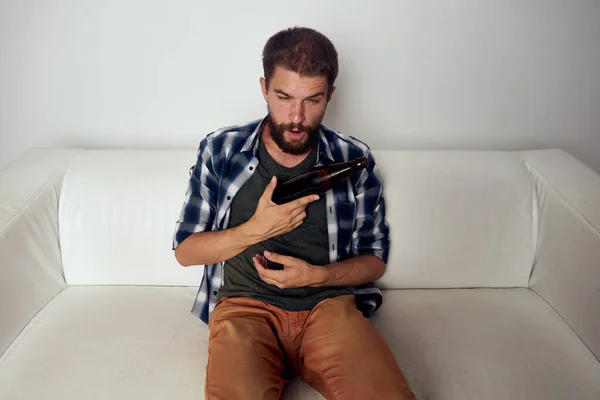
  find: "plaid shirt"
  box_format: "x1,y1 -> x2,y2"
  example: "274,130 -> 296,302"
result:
173,116 -> 389,324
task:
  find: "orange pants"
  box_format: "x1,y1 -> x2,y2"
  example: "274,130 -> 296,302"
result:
205,294 -> 416,399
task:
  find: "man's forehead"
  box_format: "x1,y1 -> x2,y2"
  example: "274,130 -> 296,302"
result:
271,66 -> 327,83
269,67 -> 328,94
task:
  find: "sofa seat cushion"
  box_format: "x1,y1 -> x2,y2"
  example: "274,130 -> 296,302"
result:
372,289 -> 600,400
0,286 -> 209,400
1,287 -> 599,400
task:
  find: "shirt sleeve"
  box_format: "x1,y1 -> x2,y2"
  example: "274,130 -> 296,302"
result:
172,136 -> 219,250
351,151 -> 390,263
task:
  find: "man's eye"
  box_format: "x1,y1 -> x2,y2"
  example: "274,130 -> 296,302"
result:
307,99 -> 319,104
277,96 -> 290,101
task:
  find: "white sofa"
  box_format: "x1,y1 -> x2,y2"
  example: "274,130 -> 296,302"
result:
1,147 -> 599,400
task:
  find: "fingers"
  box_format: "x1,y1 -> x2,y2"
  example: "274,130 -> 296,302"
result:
260,176 -> 277,202
284,203 -> 309,230
274,209 -> 306,236
286,194 -> 320,210
292,210 -> 307,225
253,255 -> 267,272
262,275 -> 283,288
264,250 -> 295,266
254,252 -> 303,290
292,220 -> 303,230
257,255 -> 271,269
288,204 -> 307,219
253,255 -> 282,286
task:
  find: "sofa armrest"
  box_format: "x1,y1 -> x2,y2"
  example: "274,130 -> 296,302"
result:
521,149 -> 600,361
0,148 -> 79,357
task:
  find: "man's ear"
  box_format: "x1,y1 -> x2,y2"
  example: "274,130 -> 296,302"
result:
327,86 -> 336,102
260,77 -> 268,102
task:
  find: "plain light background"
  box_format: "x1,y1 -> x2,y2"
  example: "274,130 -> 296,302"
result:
1,0 -> 599,172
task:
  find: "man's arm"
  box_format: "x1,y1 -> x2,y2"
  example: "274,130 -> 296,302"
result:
350,150 -> 390,263
253,252 -> 385,289
174,223 -> 259,267
175,176 -> 320,267
316,254 -> 386,286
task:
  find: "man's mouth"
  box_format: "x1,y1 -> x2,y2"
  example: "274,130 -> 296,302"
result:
287,129 -> 305,138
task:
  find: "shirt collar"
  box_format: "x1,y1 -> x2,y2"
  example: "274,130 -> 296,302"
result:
239,117 -> 266,154
316,125 -> 335,164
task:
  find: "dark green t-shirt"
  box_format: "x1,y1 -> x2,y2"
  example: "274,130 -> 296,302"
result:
217,140 -> 352,310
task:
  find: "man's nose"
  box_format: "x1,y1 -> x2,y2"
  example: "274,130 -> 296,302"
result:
289,101 -> 305,125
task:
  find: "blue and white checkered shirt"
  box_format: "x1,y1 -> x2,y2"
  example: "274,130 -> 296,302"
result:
173,116 -> 389,324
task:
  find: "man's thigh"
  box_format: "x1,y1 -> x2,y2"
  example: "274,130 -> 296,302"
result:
206,297 -> 289,400
299,295 -> 415,400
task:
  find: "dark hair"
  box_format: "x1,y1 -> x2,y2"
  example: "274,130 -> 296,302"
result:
262,27 -> 338,93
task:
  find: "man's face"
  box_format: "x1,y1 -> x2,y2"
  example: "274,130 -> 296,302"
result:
260,66 -> 335,155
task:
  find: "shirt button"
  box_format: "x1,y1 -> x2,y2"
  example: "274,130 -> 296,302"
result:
213,291 -> 218,295
249,166 -> 254,170
226,196 -> 231,200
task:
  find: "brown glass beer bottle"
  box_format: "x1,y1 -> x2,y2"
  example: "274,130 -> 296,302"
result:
271,156 -> 369,204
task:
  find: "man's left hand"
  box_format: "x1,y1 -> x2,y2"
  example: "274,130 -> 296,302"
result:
253,251 -> 325,289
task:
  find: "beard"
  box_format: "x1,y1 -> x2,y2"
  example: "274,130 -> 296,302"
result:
266,106 -> 323,155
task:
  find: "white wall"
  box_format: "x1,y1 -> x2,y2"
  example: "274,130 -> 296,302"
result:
1,0 -> 599,172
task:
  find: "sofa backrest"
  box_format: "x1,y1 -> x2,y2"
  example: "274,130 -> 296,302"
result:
59,150 -> 202,286
374,151 -> 535,289
58,149 -> 536,289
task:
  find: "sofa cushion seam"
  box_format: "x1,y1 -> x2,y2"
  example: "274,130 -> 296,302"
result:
518,153 -> 600,239
0,154 -> 77,232
529,288 -> 600,369
0,286 -> 67,364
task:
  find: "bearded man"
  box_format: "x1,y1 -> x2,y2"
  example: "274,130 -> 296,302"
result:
173,26 -> 416,400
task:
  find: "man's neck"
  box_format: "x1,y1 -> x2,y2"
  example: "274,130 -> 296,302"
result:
260,123 -> 313,168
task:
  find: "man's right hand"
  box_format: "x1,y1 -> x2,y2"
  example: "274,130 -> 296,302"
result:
246,176 -> 319,241
175,175 -> 319,267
